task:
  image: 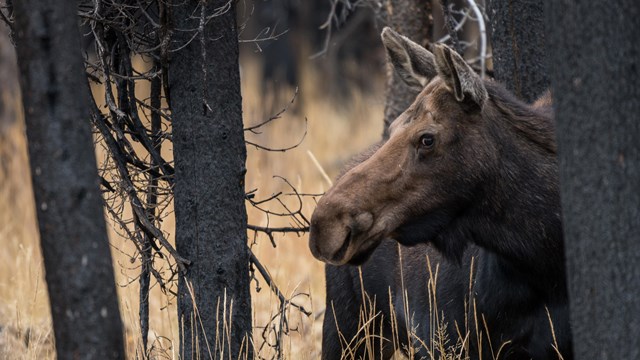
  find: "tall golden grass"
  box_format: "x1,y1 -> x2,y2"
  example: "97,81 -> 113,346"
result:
0,54 -> 385,358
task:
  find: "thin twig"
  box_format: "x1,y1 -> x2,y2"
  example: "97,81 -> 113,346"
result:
245,118 -> 308,152
247,224 -> 309,248
244,87 -> 298,134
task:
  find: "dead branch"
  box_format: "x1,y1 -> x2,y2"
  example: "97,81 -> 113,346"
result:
244,87 -> 298,134
90,97 -> 190,272
246,118 -> 308,152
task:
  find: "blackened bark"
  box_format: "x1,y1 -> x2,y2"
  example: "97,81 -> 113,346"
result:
382,0 -> 432,137
546,1 -> 640,358
169,1 -> 252,358
12,1 -> 125,359
488,0 -> 549,102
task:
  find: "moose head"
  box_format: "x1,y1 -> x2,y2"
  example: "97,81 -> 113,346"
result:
309,28 -> 499,265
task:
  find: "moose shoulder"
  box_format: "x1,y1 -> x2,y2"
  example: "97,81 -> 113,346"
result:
310,28 -> 572,360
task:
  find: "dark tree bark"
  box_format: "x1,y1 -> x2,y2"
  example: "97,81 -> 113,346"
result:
382,0 -> 432,137
488,0 -> 549,102
169,1 -> 253,358
546,1 -> 640,359
12,1 -> 125,359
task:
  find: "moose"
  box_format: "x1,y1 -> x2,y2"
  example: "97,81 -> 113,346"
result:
309,28 -> 572,359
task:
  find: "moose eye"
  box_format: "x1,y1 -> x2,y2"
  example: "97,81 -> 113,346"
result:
419,134 -> 435,149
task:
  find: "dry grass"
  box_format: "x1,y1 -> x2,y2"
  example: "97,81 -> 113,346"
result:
0,56 -> 385,359
0,119 -> 54,360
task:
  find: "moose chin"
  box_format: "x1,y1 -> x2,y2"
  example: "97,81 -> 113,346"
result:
309,27 -> 572,360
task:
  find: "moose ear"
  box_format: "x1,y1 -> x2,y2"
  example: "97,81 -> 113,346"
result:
381,27 -> 437,91
433,44 -> 487,107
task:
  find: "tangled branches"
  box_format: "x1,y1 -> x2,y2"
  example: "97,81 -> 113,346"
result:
79,0 -> 312,358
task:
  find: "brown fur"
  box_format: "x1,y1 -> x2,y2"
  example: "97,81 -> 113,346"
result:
311,28 -> 572,360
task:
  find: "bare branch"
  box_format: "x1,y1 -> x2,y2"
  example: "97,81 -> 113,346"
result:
246,118 -> 308,152
244,87 -> 298,134
90,96 -> 190,272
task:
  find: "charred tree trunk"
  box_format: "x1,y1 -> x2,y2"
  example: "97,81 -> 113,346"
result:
546,1 -> 640,358
488,0 -> 549,102
382,0 -> 433,137
169,1 -> 253,358
12,1 -> 125,358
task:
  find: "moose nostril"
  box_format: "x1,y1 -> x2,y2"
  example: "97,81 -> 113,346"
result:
331,228 -> 352,263
353,212 -> 374,232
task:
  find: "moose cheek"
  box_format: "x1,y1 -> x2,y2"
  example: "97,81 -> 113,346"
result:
393,210 -> 454,246
417,146 -> 437,161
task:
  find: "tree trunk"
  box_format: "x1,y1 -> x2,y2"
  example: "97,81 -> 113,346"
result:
12,1 -> 125,358
169,1 -> 253,358
546,1 -> 640,358
382,0 -> 432,137
488,0 -> 549,102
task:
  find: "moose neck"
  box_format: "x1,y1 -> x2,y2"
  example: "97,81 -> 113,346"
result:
467,85 -> 565,290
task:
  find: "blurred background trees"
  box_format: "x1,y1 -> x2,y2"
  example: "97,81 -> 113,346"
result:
488,0 -> 548,102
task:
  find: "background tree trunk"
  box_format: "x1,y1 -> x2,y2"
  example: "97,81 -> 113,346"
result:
382,0 -> 432,137
488,0 -> 549,102
546,1 -> 640,358
0,22 -> 18,134
169,1 -> 253,358
12,1 -> 125,358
